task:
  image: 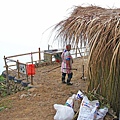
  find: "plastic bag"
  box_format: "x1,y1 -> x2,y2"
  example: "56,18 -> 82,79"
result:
76,90 -> 84,99
77,96 -> 99,120
65,94 -> 76,108
96,107 -> 108,120
54,104 -> 74,120
54,94 -> 76,120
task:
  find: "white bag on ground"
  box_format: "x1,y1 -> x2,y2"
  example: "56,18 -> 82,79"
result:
54,94 -> 75,120
65,94 -> 76,108
77,96 -> 99,120
54,104 -> 74,120
96,107 -> 108,120
76,90 -> 84,99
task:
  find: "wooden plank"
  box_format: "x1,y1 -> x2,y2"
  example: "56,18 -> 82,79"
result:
6,51 -> 39,58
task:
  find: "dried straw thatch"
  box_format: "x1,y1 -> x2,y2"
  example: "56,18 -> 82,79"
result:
53,5 -> 120,116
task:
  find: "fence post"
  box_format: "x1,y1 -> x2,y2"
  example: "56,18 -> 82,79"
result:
38,48 -> 41,62
4,56 -> 10,95
17,60 -> 20,78
48,44 -> 50,50
31,52 -> 33,85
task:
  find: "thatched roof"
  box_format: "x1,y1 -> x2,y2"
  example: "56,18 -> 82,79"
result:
53,5 -> 120,116
54,5 -> 120,47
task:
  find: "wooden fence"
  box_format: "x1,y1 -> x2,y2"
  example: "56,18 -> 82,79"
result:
3,47 -> 89,94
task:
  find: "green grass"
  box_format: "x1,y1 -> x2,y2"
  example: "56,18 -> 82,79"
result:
0,75 -> 5,82
0,99 -> 12,111
0,75 -> 7,97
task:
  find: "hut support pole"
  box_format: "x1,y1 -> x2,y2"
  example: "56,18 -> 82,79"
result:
81,51 -> 87,80
82,64 -> 84,78
75,46 -> 77,58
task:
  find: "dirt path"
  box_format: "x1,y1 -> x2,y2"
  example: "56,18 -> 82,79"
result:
0,57 -> 92,120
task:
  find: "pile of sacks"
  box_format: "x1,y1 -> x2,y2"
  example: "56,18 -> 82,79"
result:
54,90 -> 108,120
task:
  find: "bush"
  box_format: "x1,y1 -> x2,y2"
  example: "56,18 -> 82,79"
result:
0,75 -> 5,82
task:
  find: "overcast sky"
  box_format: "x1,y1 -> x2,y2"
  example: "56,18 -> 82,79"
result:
0,0 -> 120,73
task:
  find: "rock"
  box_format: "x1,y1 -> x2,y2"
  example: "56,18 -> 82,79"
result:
19,94 -> 28,99
27,88 -> 38,93
28,84 -> 34,88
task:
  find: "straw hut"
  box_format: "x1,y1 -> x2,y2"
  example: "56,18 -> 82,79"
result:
53,5 -> 120,116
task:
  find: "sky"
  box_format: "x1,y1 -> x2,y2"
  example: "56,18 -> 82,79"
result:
0,0 -> 120,74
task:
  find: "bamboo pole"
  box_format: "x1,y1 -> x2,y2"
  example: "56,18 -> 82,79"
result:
77,46 -> 82,57
6,51 -> 39,58
75,46 -> 77,58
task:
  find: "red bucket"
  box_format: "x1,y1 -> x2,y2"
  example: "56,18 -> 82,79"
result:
26,64 -> 35,75
55,59 -> 60,63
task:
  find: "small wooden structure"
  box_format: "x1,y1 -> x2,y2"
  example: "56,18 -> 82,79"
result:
44,49 -> 62,63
